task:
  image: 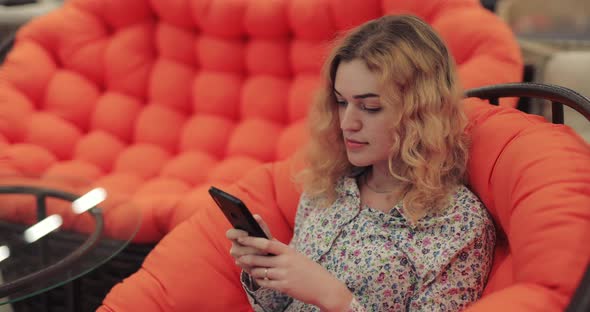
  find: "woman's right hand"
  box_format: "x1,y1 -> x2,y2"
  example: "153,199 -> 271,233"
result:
225,214 -> 273,273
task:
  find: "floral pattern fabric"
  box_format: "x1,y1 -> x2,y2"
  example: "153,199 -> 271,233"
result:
242,176 -> 496,311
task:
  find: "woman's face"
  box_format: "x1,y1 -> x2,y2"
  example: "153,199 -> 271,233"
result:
334,59 -> 394,170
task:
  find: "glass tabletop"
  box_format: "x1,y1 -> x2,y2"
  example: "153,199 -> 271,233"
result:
0,175 -> 142,305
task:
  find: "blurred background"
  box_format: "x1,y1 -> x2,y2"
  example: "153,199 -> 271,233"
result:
0,0 -> 62,39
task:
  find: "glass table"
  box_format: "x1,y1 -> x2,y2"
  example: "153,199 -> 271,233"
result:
0,175 -> 142,310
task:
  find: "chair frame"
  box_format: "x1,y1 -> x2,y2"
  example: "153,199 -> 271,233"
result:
466,82 -> 590,124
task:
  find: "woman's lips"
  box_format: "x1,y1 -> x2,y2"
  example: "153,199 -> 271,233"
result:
345,139 -> 367,150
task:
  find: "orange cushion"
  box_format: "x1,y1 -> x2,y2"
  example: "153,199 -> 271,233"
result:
0,0 -> 522,243
463,101 -> 590,311
100,101 -> 590,311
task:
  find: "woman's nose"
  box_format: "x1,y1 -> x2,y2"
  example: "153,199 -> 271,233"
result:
340,106 -> 362,131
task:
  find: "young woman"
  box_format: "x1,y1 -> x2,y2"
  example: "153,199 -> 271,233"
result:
226,14 -> 495,312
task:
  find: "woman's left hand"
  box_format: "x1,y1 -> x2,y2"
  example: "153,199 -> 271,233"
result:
236,236 -> 353,312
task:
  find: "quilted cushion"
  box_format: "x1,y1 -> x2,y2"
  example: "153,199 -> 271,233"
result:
99,100 -> 590,311
0,0 -> 521,242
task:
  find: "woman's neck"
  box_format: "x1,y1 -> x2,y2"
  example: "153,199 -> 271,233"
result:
365,165 -> 399,193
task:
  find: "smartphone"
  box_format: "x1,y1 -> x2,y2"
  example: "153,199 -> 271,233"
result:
208,186 -> 268,239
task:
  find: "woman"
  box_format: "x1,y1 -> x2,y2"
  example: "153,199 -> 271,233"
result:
227,15 -> 495,312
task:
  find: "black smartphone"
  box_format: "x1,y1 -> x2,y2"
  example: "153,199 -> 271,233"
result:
208,186 -> 268,239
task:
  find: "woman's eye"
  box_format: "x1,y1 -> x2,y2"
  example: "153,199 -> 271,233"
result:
362,105 -> 382,113
336,100 -> 347,107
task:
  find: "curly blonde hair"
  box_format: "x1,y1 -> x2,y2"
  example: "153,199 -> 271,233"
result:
298,15 -> 469,218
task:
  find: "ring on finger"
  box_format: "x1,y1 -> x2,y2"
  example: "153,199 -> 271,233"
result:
264,268 -> 269,281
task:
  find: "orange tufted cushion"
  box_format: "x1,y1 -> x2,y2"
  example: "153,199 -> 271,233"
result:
99,100 -> 590,312
0,0 -> 521,245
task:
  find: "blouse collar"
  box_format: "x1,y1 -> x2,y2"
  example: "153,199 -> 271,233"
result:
334,175 -> 419,229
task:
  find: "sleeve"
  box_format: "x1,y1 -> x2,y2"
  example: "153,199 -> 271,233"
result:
241,270 -> 294,312
238,191 -> 314,312
346,298 -> 367,312
408,214 -> 496,311
242,272 -> 368,312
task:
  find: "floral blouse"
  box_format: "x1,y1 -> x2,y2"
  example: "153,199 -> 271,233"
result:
242,176 -> 496,311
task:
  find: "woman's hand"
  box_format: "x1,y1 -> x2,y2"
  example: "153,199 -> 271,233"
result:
226,214 -> 273,273
236,235 -> 353,312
